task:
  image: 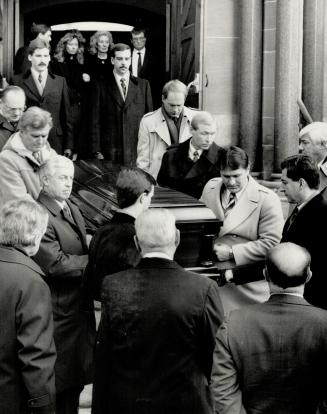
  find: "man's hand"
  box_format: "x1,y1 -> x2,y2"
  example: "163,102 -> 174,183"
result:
214,243 -> 233,262
93,152 -> 104,160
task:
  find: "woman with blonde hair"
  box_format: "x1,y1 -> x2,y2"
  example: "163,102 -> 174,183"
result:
85,30 -> 113,82
52,29 -> 90,158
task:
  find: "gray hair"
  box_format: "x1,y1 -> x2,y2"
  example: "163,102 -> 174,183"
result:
39,155 -> 74,182
18,106 -> 53,131
0,199 -> 48,248
299,122 -> 327,145
135,208 -> 176,249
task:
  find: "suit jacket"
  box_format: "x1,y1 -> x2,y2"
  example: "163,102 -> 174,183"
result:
201,176 -> 284,313
211,294 -> 327,414
157,139 -> 224,199
282,190 -> 327,309
0,246 -> 56,414
85,211 -> 140,300
90,72 -> 153,165
132,47 -> 165,108
137,106 -> 198,178
92,257 -> 224,414
13,70 -> 73,154
33,192 -> 96,393
0,113 -> 16,150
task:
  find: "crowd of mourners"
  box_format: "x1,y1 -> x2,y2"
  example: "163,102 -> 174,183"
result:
1,21 -> 327,414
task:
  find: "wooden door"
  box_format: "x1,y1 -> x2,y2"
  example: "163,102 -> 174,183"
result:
166,0 -> 203,108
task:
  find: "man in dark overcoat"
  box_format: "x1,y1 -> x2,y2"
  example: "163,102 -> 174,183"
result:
13,38 -> 73,155
92,208 -> 224,414
157,111 -> 224,198
0,199 -> 56,414
85,167 -> 155,300
212,242 -> 327,414
33,155 -> 96,414
90,43 -> 153,165
281,154 -> 327,310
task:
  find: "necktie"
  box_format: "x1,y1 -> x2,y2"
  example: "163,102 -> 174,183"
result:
193,150 -> 200,162
284,206 -> 299,232
120,78 -> 127,98
137,52 -> 142,76
32,151 -> 41,163
62,202 -> 73,220
37,73 -> 43,94
224,193 -> 236,217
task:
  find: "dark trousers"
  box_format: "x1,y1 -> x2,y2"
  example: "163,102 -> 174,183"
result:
56,387 -> 83,414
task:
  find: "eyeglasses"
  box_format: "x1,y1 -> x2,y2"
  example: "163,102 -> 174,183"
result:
2,102 -> 26,113
132,37 -> 146,42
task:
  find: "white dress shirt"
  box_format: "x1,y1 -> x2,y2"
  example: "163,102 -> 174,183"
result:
132,48 -> 145,77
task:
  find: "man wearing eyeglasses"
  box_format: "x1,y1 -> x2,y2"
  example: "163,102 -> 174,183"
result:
130,27 -> 164,109
0,85 -> 26,150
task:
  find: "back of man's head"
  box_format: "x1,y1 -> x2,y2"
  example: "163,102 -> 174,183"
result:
281,154 -> 320,190
116,167 -> 156,209
265,243 -> 311,289
135,208 -> 178,254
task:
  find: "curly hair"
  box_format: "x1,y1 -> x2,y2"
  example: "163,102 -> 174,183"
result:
54,30 -> 86,64
88,31 -> 113,55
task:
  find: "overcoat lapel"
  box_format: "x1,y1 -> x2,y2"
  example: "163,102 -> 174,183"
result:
107,74 -> 124,107
219,177 -> 259,236
22,72 -> 42,99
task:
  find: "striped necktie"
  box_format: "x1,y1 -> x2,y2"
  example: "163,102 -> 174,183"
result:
120,78 -> 127,98
224,193 -> 236,217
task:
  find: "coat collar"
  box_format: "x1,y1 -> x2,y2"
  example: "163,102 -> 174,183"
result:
0,113 -> 16,133
107,71 -> 140,108
153,108 -> 193,146
213,176 -> 262,236
37,191 -> 86,238
137,257 -> 183,270
0,245 -> 44,275
268,293 -> 311,307
21,69 -> 56,98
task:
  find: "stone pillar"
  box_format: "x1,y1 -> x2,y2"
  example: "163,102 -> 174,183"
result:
274,0 -> 303,170
238,0 -> 262,171
302,0 -> 325,122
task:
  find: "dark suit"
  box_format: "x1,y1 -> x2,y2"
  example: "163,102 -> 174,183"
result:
281,190 -> 327,309
212,294 -> 327,414
157,139 -> 224,199
0,245 -> 56,414
0,113 -> 16,150
92,257 -> 224,414
13,70 -> 73,154
33,192 -> 96,406
85,211 -> 140,300
90,72 -> 153,165
132,47 -> 165,109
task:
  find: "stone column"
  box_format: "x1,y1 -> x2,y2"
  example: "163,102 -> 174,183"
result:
302,0 -> 325,122
238,0 -> 263,171
274,0 -> 303,170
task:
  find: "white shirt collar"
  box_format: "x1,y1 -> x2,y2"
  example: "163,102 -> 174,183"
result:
270,292 -> 303,298
189,140 -> 203,160
113,70 -> 130,99
31,67 -> 47,85
143,252 -> 172,260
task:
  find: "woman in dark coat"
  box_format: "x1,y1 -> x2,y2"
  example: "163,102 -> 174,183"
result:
85,30 -> 113,83
0,199 -> 56,414
52,30 -> 90,158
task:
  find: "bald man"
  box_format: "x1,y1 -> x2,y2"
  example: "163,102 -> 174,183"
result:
0,85 -> 26,150
212,242 -> 327,414
299,122 -> 327,190
157,111 -> 224,198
